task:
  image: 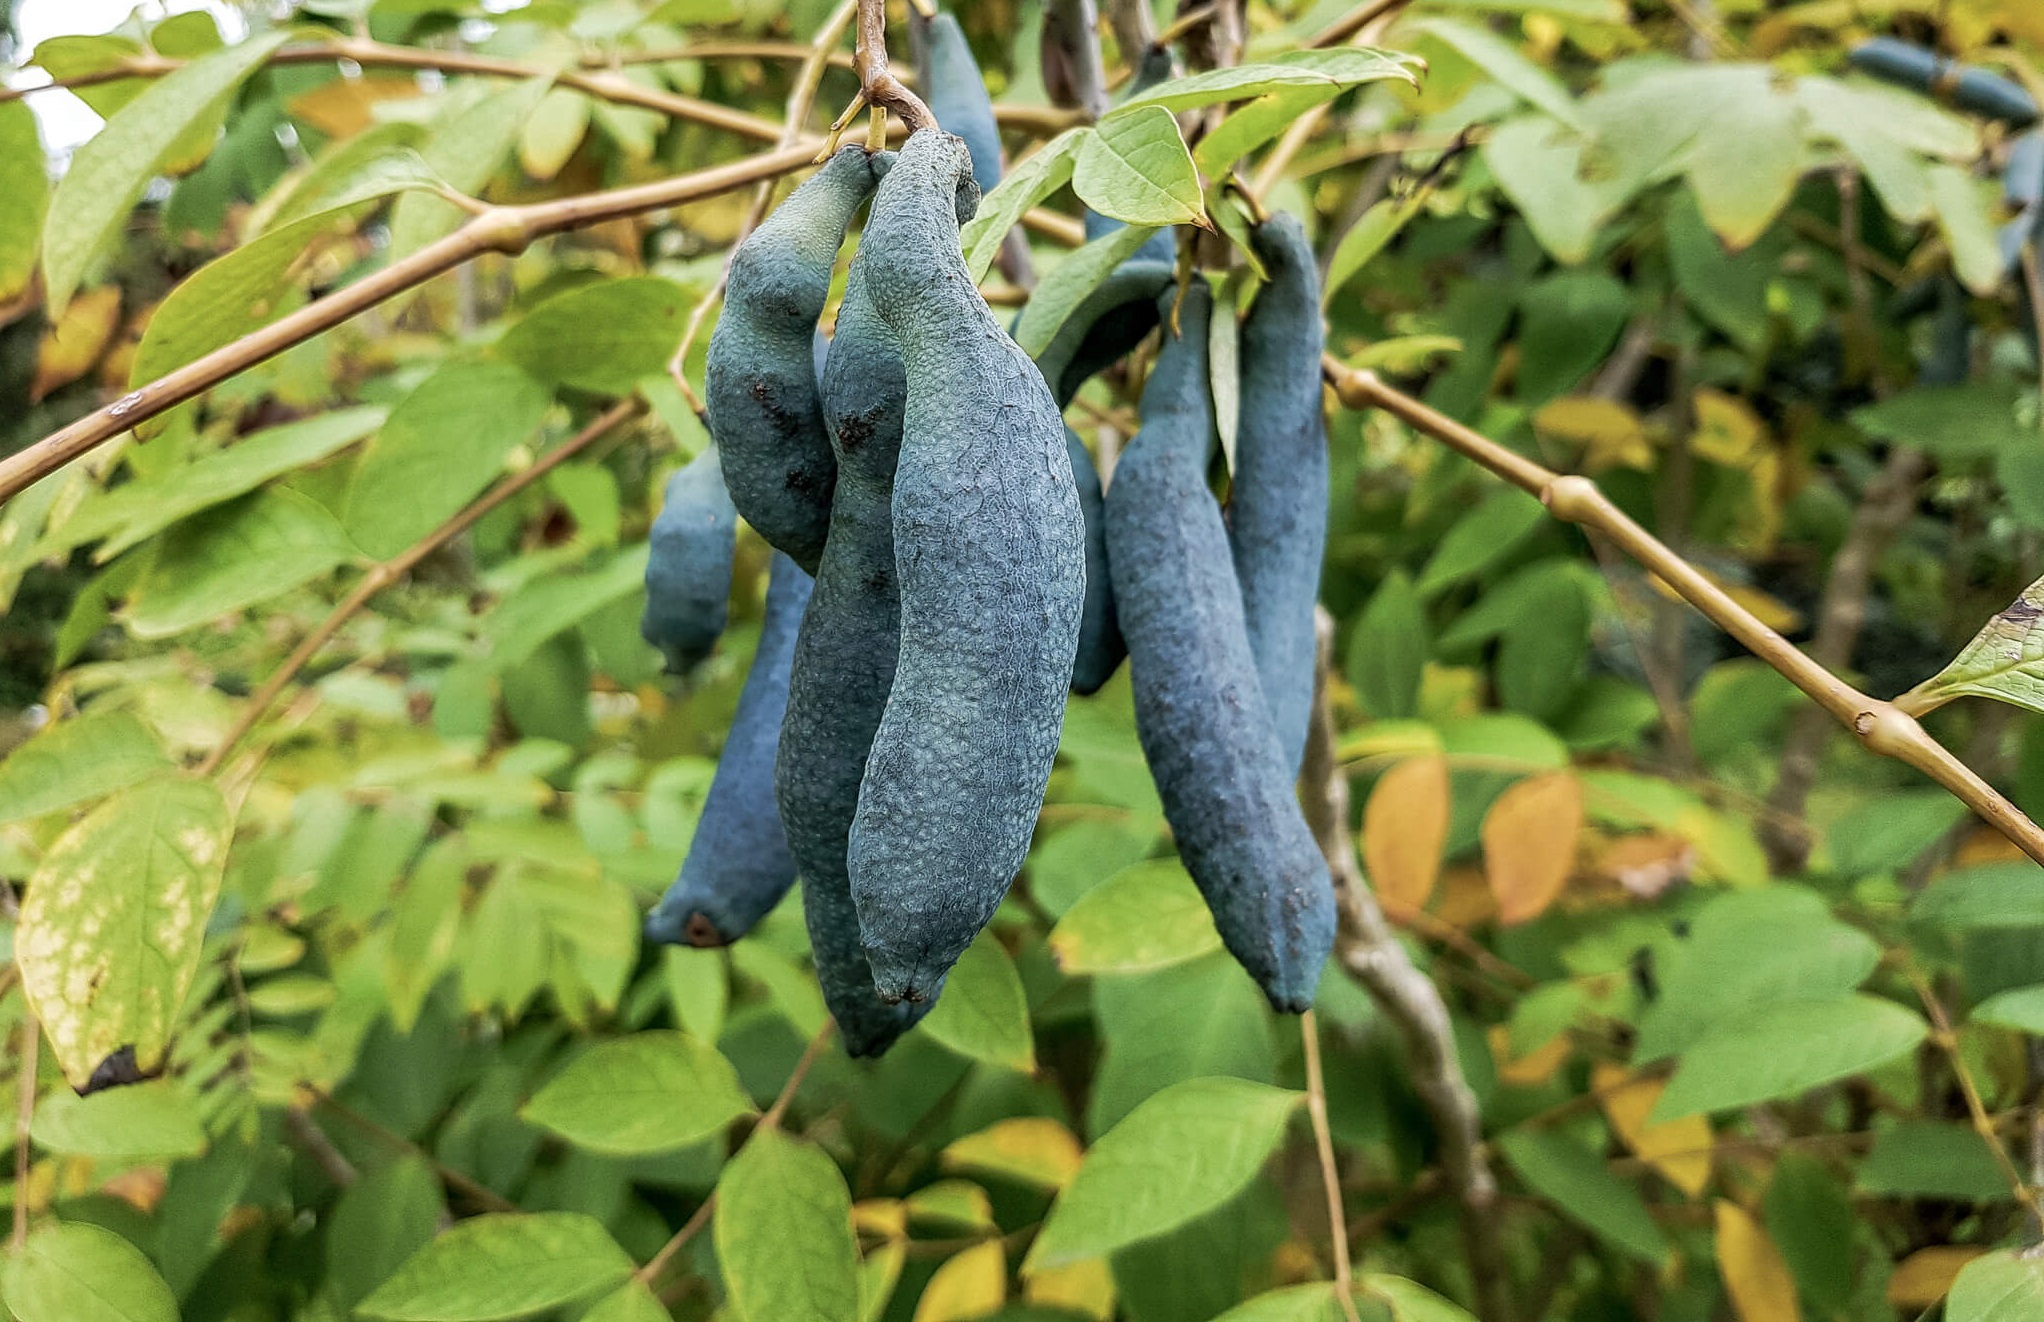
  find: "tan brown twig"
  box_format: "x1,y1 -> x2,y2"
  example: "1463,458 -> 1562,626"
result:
1301,1010 -> 1363,1322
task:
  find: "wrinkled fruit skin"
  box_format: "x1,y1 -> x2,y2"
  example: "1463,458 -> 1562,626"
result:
1105,279 -> 1335,1013
1067,428 -> 1124,696
707,146 -> 882,574
914,11 -> 1004,196
641,446 -> 736,676
780,213 -> 937,1058
1229,213 -> 1328,774
645,552 -> 812,948
849,130 -> 1085,1003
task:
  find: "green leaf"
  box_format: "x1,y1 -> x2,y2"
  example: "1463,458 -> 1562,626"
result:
1,1222 -> 178,1322
1947,1248 -> 2044,1322
31,1082 -> 207,1159
1912,863 -> 2044,931
1856,1122 -> 2012,1202
1073,107 -> 1205,229
327,1157 -> 447,1313
1416,488 -> 1547,597
1763,1153 -> 1854,1313
1634,888 -> 1881,1061
918,931 -> 1036,1071
1324,195 -> 1426,305
357,1213 -> 634,1321
0,709 -> 173,827
1363,1275 -> 1480,1322
1013,223 -> 1164,358
1795,76 -> 1974,225
1931,161 -> 2007,296
343,359 -> 553,559
1902,574 -> 2044,716
1115,51 -> 1417,118
1484,115 -> 1631,265
1027,1077 -> 1301,1270
388,76 -> 554,260
714,1129 -> 860,1322
124,487 -> 355,639
1089,953 -> 1275,1132
16,777 -> 231,1090
1415,19 -> 1579,126
1853,384 -> 2028,462
1209,1283 -> 1340,1321
54,407 -> 386,560
1498,1130 -> 1669,1265
1651,994 -> 1928,1122
520,1031 -> 752,1155
496,277 -> 694,394
0,102 -> 48,304
577,1281 -> 670,1322
1349,570 -> 1428,721
962,128 -> 1084,283
485,545 -> 651,673
1973,983 -> 2044,1032
1825,791 -> 1968,876
264,127 -> 446,232
1048,858 -> 1221,974
42,31 -> 290,316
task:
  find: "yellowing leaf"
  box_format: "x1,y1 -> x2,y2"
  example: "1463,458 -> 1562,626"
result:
1534,396 -> 1652,473
1592,1064 -> 1712,1198
1489,1024 -> 1572,1087
906,1181 -> 996,1233
1363,754 -> 1449,911
286,75 -> 423,138
32,285 -> 122,402
1887,1246 -> 1987,1309
1715,1201 -> 1801,1322
853,1198 -> 908,1239
942,1118 -> 1084,1190
1483,771 -> 1583,926
1691,388 -> 1767,465
913,1240 -> 1007,1322
1023,1257 -> 1115,1321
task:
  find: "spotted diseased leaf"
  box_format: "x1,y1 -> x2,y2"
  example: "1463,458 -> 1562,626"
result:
1073,107 -> 1205,230
0,708 -> 173,827
1482,772 -> 1582,925
1902,576 -> 2044,716
1363,754 -> 1450,911
16,777 -> 233,1090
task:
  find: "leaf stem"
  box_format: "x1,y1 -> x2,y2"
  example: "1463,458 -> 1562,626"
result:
1910,971 -> 2044,1221
1325,360 -> 2044,870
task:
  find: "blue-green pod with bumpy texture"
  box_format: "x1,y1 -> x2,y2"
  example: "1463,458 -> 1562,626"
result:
645,552 -> 812,948
641,446 -> 736,675
1229,213 -> 1327,775
913,10 -> 1004,197
780,230 -> 934,1056
1031,262 -> 1174,407
707,146 -> 883,573
1848,38 -> 2039,128
1081,44 -> 1179,267
1105,279 -> 1333,1013
849,129 -> 1086,1003
1067,428 -> 1124,696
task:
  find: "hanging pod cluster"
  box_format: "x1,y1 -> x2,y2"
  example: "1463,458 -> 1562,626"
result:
640,13 -> 1338,1045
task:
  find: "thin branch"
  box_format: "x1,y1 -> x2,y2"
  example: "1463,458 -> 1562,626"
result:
848,0 -> 937,135
309,1088 -> 518,1213
1251,0 -> 1411,198
11,1013 -> 36,1253
1911,971 -> 2044,1221
638,1019 -> 836,1288
285,1108 -> 359,1189
1324,361 -> 2044,869
1301,1010 -> 1363,1322
195,400 -> 642,776
1309,0 -> 1415,50
1303,609 -> 1515,1322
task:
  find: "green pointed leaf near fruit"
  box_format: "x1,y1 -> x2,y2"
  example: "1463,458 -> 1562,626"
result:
0,708 -> 172,827
1048,858 -> 1223,974
496,277 -> 694,394
17,776 -> 232,1089
1946,1247 -> 2044,1322
1,1221 -> 179,1322
1651,994 -> 1928,1123
1499,1130 -> 1670,1265
356,1213 -> 634,1321
715,1128 -> 860,1322
1027,1077 -> 1301,1270
1073,106 -> 1206,230
342,358 -> 553,559
1901,573 -> 2044,717
1014,223 -> 1164,358
1114,50 -> 1418,119
919,931 -> 1036,1072
41,30 -> 289,316
520,1031 -> 753,1155
962,128 -> 1083,283
124,487 -> 356,639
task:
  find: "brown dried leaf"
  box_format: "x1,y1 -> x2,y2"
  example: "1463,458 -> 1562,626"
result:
1363,753 -> 1449,910
1483,771 -> 1583,925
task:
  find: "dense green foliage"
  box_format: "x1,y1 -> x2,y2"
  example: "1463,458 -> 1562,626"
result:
8,2 -> 2044,1321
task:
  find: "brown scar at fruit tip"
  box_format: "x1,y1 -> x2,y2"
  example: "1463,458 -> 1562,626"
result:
685,912 -> 724,947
